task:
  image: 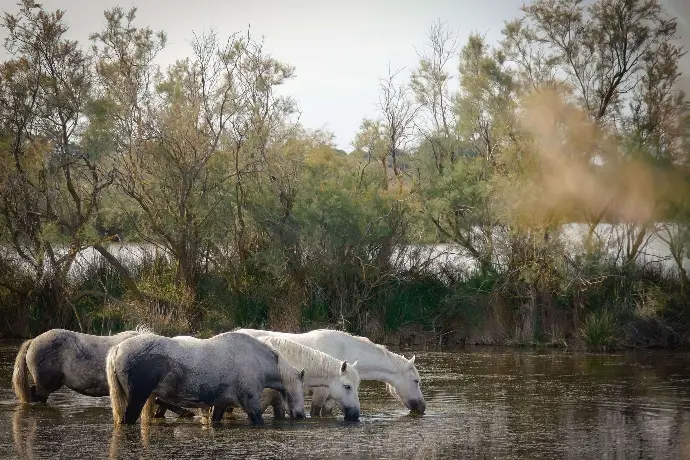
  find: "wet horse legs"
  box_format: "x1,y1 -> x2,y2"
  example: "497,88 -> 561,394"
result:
211,405 -> 227,422
240,393 -> 264,425
310,387 -> 329,417
152,398 -> 195,418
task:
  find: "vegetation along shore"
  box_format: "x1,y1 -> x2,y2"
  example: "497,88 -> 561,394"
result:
1,0 -> 689,350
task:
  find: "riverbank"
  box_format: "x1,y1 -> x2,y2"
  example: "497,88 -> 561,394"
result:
2,247 -> 688,351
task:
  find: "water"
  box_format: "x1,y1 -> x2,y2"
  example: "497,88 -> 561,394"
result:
1,343 -> 690,459
5,221 -> 689,285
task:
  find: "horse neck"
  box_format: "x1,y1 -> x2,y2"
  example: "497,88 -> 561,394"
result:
302,358 -> 339,388
344,339 -> 405,384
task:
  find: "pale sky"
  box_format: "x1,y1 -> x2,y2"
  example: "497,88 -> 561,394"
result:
1,0 -> 689,151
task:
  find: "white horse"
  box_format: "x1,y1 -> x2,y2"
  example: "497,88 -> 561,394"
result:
236,328 -> 426,415
106,331 -> 306,425
251,336 -> 361,421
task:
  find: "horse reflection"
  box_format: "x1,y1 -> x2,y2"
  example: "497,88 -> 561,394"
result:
12,407 -> 37,460
108,424 -> 149,460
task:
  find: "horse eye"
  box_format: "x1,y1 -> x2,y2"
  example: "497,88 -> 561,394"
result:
414,380 -> 420,385
344,385 -> 351,390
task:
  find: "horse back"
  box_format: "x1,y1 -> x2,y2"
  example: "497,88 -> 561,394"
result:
23,329 -> 119,395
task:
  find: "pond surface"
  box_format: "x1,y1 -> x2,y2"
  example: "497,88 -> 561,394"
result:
1,342 -> 690,459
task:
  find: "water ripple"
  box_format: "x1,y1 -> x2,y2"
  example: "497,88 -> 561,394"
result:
1,345 -> 690,459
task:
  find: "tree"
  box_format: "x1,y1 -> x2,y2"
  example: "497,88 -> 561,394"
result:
410,21 -> 460,175
0,0 -> 109,331
520,0 -> 685,246
87,7 -> 166,301
455,34 -> 515,166
91,16 -> 297,327
414,34 -> 515,275
372,66 -> 418,188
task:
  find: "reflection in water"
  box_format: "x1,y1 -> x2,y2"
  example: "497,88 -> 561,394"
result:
107,425 -> 150,460
12,408 -> 37,460
1,345 -> 690,459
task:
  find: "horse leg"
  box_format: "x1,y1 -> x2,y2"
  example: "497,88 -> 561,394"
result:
30,385 -> 49,403
30,369 -> 63,404
240,393 -> 264,426
261,389 -> 284,419
154,398 -> 195,418
123,386 -> 157,425
123,396 -> 149,425
321,396 -> 336,416
259,389 -> 272,413
272,404 -> 286,419
310,387 -> 329,417
211,406 -> 227,422
247,406 -> 264,425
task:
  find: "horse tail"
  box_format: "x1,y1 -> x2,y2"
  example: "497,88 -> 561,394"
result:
106,345 -> 128,425
12,340 -> 33,403
140,395 -> 156,423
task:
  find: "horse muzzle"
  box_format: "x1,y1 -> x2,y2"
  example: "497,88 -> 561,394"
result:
343,407 -> 360,422
408,399 -> 426,414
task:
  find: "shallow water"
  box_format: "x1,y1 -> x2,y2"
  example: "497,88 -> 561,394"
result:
1,343 -> 690,459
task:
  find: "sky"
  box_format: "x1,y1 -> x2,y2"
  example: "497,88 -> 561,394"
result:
1,0 -> 689,151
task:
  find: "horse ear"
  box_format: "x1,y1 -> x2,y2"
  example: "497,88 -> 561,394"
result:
351,360 -> 358,368
299,368 -> 305,381
341,361 -> 347,372
408,355 -> 416,365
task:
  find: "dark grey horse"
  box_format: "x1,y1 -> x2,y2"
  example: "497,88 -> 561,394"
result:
13,328 -> 150,403
12,327 -> 193,417
106,331 -> 306,425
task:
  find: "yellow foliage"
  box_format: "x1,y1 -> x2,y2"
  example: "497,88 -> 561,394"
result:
497,88 -> 690,230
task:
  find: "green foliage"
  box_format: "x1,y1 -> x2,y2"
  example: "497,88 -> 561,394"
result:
582,310 -> 618,349
0,0 -> 689,349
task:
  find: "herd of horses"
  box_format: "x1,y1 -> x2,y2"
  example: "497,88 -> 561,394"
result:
12,327 -> 426,426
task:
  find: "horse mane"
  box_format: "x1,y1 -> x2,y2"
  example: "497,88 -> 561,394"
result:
263,336 -> 359,384
270,345 -> 303,390
112,324 -> 154,337
134,324 -> 154,335
313,328 -> 412,372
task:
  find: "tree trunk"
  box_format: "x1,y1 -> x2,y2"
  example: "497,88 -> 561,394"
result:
93,244 -> 142,298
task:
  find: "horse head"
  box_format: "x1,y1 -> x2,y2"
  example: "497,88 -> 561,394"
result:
327,360 -> 361,422
283,367 -> 306,419
387,355 -> 426,414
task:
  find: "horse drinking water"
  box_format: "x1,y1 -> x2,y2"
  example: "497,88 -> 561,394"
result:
250,336 -> 361,421
236,328 -> 426,415
106,331 -> 306,425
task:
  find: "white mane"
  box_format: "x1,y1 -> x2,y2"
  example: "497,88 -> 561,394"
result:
134,324 -> 154,335
262,336 -> 359,384
111,324 -> 153,337
262,340 -> 303,389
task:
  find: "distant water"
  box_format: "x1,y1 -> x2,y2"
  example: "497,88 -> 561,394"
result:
3,223 -> 688,283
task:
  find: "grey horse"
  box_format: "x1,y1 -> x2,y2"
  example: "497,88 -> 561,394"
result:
106,331 -> 306,425
12,327 -> 194,417
13,327 -> 143,402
